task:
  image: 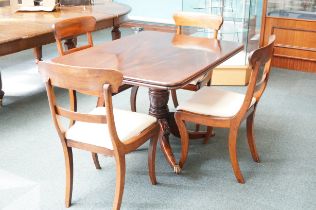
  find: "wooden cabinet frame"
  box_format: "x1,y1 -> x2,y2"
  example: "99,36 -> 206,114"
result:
260,0 -> 316,72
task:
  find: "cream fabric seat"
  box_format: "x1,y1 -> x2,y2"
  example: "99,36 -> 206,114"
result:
177,86 -> 256,117
66,107 -> 157,150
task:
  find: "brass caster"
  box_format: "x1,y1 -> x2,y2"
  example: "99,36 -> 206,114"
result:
173,165 -> 181,174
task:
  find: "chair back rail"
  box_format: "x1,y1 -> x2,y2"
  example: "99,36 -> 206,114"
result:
237,35 -> 275,118
63,45 -> 92,55
55,106 -> 107,124
173,12 -> 223,38
38,62 -> 123,94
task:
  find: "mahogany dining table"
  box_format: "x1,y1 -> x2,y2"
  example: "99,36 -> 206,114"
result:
52,31 -> 244,173
0,2 -> 131,106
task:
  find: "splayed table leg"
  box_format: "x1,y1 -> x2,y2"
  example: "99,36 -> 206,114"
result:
148,89 -> 181,174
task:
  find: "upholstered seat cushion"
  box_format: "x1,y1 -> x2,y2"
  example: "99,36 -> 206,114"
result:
177,87 -> 256,117
65,107 -> 157,150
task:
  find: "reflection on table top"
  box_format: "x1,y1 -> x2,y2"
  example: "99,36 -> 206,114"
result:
52,31 -> 243,89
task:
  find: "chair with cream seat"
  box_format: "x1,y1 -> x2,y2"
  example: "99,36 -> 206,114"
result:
170,11 -> 223,108
52,16 -> 131,93
38,61 -> 160,210
175,35 -> 275,184
52,16 -> 132,170
170,11 -> 224,139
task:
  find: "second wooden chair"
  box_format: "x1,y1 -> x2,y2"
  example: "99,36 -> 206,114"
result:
175,35 -> 276,184
38,62 -> 160,210
53,16 -> 96,56
52,16 -> 135,169
171,11 -> 223,108
52,16 -> 131,92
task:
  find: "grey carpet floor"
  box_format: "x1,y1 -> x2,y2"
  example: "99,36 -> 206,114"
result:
1,28 -> 316,210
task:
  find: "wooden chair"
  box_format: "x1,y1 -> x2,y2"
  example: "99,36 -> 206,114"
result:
129,12 -> 223,112
53,16 -> 133,107
171,11 -> 223,108
170,11 -> 223,139
53,16 -> 96,56
175,35 -> 276,184
53,16 -> 102,167
52,16 -> 134,172
38,62 -> 160,210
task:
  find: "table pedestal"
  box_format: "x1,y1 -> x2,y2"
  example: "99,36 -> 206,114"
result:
148,89 -> 181,173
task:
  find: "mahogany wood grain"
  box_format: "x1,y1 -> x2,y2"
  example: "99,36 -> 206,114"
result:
38,62 -> 160,210
52,32 -> 242,89
52,31 -> 243,173
175,35 -> 275,183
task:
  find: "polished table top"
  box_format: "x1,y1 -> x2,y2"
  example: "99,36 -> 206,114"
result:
52,31 -> 244,90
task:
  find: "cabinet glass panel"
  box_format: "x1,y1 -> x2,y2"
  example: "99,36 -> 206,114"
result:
267,0 -> 316,20
182,0 -> 263,65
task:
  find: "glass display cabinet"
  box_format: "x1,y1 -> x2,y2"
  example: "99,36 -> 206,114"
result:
114,0 -> 264,85
182,0 -> 263,85
260,0 -> 316,72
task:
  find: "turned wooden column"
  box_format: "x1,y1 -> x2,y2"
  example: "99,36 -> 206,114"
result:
148,88 -> 181,173
111,25 -> 121,40
111,17 -> 121,40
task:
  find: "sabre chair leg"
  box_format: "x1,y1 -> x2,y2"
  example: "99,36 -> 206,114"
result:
228,127 -> 245,184
130,86 -> 139,112
175,113 -> 190,169
148,133 -> 159,185
171,90 -> 179,108
113,154 -> 126,210
246,113 -> 260,162
97,96 -> 105,107
64,147 -> 74,208
203,126 -> 214,144
92,152 -> 101,169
